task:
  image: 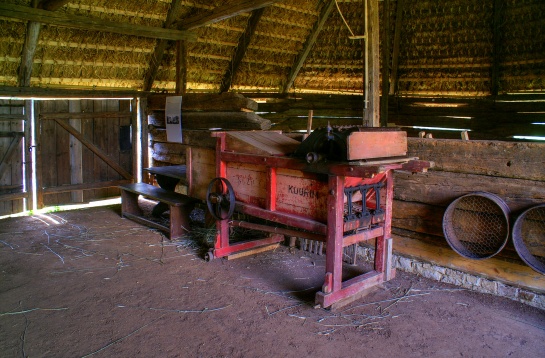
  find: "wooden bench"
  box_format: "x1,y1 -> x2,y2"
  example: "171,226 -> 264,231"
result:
119,183 -> 197,239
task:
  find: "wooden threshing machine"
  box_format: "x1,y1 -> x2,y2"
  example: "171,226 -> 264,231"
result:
187,127 -> 432,308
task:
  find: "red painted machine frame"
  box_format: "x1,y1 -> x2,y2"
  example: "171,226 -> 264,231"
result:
208,132 -> 431,308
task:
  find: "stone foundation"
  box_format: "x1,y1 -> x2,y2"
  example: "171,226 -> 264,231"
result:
356,246 -> 545,310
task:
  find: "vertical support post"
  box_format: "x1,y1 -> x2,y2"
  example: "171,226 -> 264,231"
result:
324,175 -> 345,293
34,101 -> 44,209
385,237 -> 393,280
24,100 -> 34,211
266,167 -> 277,211
389,0 -> 405,97
138,97 -> 148,183
491,0 -> 503,96
380,0 -> 390,127
214,133 -> 229,250
364,0 -> 380,127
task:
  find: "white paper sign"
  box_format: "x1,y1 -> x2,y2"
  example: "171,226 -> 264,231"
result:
165,96 -> 183,143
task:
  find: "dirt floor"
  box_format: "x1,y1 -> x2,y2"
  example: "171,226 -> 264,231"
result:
1,204 -> 544,358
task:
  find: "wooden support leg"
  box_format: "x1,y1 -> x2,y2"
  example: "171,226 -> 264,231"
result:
322,175 -> 345,294
121,190 -> 142,217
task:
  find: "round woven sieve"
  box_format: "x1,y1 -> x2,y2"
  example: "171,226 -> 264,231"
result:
512,204 -> 545,275
443,192 -> 510,259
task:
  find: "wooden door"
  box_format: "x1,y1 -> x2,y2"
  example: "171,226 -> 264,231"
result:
36,99 -> 134,208
0,100 -> 29,216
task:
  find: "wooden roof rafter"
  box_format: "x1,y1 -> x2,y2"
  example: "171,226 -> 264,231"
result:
144,0 -> 283,92
282,0 -> 336,94
17,0 -> 70,87
178,0 -> 282,31
219,8 -> 265,93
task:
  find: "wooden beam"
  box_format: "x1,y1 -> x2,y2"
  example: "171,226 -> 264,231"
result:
180,0 -> 280,30
0,191 -> 28,202
282,0 -> 335,93
24,100 -> 34,210
220,8 -> 265,93
0,86 -> 147,98
143,0 -> 183,92
18,0 -> 69,87
0,114 -> 26,121
389,0 -> 404,96
364,0 -> 380,127
34,101 -> 44,208
175,40 -> 188,95
131,98 -> 140,182
42,179 -> 131,194
491,0 -> 504,96
40,111 -> 132,120
0,3 -> 197,41
18,20 -> 41,87
380,0 -> 390,127
53,119 -> 133,180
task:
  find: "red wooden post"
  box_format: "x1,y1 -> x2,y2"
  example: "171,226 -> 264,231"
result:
266,167 -> 277,211
324,174 -> 345,293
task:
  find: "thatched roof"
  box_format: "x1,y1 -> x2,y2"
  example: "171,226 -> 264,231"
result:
0,0 -> 543,96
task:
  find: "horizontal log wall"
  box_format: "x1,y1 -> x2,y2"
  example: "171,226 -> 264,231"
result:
147,93 -> 267,167
392,138 -> 545,293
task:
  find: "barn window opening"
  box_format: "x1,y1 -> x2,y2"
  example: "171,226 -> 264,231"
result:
511,136 -> 545,141
441,116 -> 473,120
410,102 -> 468,108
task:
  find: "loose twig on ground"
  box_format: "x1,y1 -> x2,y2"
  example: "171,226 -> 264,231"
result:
41,244 -> 65,264
0,307 -> 68,316
80,314 -> 167,358
116,304 -> 231,314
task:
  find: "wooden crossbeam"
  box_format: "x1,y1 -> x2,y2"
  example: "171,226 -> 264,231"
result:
179,0 -> 280,30
0,3 -> 197,41
0,86 -> 146,98
40,111 -> 132,120
53,119 -> 133,180
282,0 -> 335,94
219,8 -> 265,93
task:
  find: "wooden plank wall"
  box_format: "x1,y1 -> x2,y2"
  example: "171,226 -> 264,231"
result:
254,94 -> 545,141
37,99 -> 132,207
392,138 -> 545,292
0,99 -> 25,216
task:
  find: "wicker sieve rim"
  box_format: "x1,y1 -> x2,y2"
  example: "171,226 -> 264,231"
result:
512,204 -> 545,275
442,191 -> 510,260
